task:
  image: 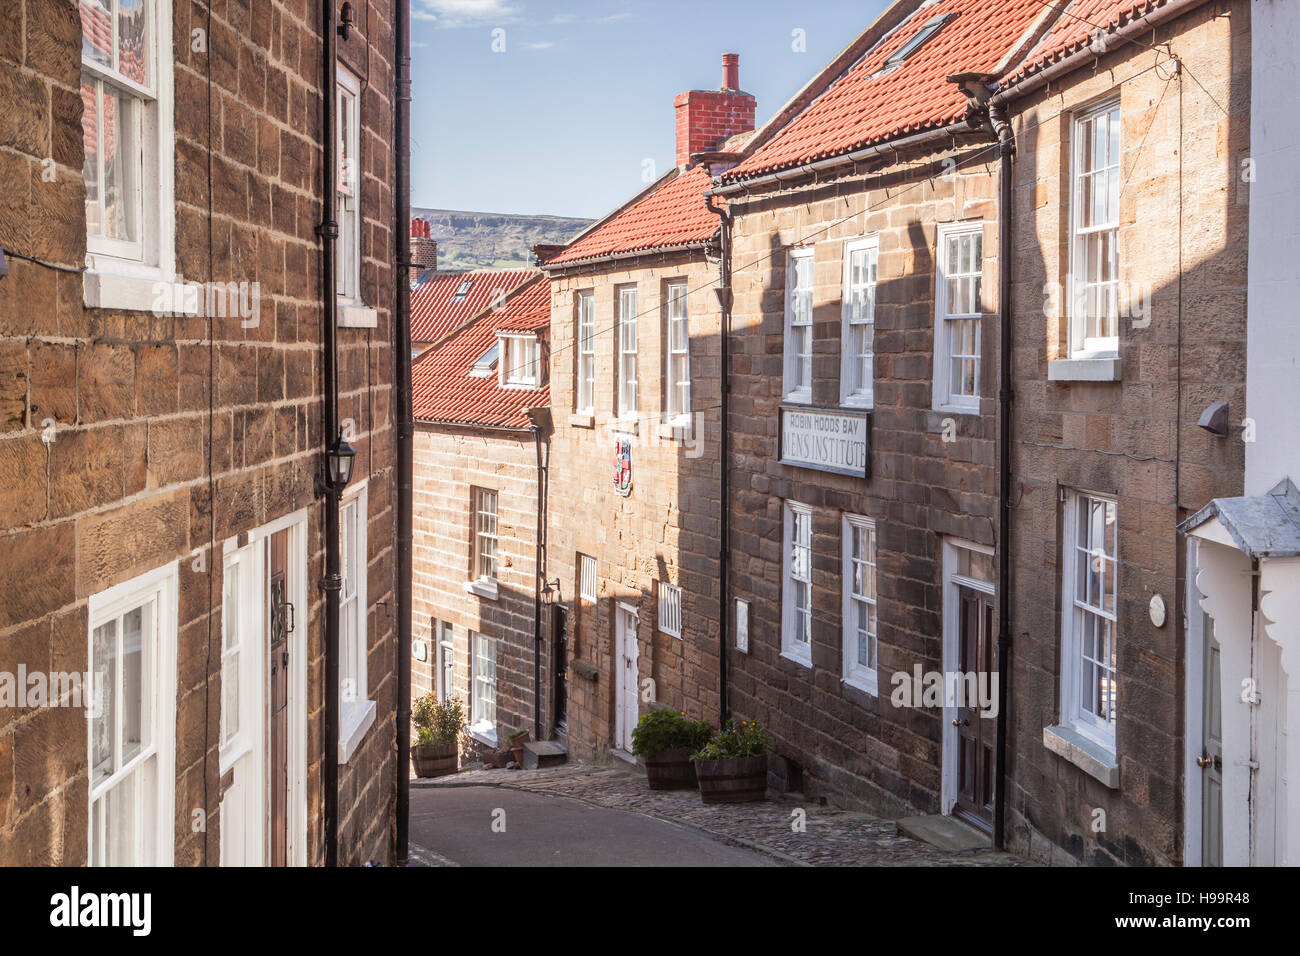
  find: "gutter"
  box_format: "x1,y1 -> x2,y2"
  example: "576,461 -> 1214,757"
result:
704,194 -> 731,726
705,119 -> 980,198
317,0 -> 342,868
543,241 -> 712,274
393,0 -> 414,867
989,0 -> 1211,107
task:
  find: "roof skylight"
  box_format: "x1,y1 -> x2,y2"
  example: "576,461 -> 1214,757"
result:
876,13 -> 953,75
468,341 -> 499,377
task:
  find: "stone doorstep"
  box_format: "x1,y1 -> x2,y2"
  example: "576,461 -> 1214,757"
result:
895,814 -> 992,853
522,740 -> 568,770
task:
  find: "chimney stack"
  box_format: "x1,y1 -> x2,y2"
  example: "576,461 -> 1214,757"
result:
673,53 -> 756,169
410,217 -> 437,272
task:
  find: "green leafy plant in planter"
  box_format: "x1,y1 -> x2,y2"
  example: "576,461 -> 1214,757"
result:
691,719 -> 771,803
631,709 -> 711,790
411,695 -> 465,778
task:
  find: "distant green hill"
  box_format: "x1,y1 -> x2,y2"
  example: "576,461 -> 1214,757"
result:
412,207 -> 593,271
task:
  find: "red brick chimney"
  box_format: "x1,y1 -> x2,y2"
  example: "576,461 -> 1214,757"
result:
410,217 -> 437,272
674,53 -> 756,169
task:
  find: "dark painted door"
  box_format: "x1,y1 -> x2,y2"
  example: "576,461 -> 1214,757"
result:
954,587 -> 994,829
268,530 -> 290,866
553,606 -> 568,735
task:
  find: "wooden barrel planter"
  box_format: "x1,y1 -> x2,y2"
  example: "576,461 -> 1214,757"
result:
693,755 -> 768,803
413,742 -> 458,778
644,747 -> 698,790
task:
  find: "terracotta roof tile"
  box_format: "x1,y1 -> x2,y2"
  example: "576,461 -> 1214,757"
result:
411,276 -> 550,429
545,166 -> 720,266
1001,0 -> 1172,87
725,0 -> 1048,180
410,267 -> 536,344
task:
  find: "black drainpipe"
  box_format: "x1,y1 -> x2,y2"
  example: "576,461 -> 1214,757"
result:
991,101 -> 1015,851
393,0 -> 414,867
530,422 -> 544,740
317,0 -> 341,868
705,193 -> 731,726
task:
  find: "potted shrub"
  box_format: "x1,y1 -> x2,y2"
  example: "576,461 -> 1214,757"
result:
631,709 -> 711,790
506,728 -> 531,766
411,694 -> 465,778
691,719 -> 771,803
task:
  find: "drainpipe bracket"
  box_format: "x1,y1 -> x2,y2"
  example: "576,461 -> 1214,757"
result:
316,220 -> 340,240
318,573 -> 342,593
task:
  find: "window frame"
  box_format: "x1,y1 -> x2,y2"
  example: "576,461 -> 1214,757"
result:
658,581 -> 683,639
781,500 -> 814,667
575,290 -> 596,414
783,247 -> 815,404
578,553 -> 598,603
339,479 -> 376,763
615,284 -> 639,419
470,486 -> 499,591
79,0 -> 182,310
435,619 -> 455,704
1068,98 -> 1122,359
840,236 -> 878,408
498,333 -> 541,388
663,280 -> 691,425
470,631 -> 498,745
932,221 -> 985,414
1059,489 -> 1119,751
87,560 -> 178,867
841,514 -> 879,695
335,65 -> 363,305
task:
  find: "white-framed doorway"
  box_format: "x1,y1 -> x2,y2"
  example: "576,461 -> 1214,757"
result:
939,537 -> 996,824
614,601 -> 640,757
218,509 -> 308,867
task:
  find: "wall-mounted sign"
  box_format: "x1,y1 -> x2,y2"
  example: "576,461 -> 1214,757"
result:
613,438 -> 632,496
778,406 -> 870,477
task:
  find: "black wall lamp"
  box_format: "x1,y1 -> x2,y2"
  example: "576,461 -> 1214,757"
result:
326,434 -> 357,491
338,2 -> 355,40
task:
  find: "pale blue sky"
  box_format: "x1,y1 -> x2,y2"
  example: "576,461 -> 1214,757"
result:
410,0 -> 890,219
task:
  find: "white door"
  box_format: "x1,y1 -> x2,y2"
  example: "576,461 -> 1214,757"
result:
614,603 -> 639,753
219,540 -> 266,866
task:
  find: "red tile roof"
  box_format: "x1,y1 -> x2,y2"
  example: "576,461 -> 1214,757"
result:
725,0 -> 1049,180
410,268 -> 536,344
1000,0 -> 1173,88
411,275 -> 550,429
545,166 -> 721,266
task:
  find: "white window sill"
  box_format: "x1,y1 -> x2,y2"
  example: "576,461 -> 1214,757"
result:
780,647 -> 813,669
657,420 -> 693,441
1048,356 -> 1121,382
338,697 -> 377,765
933,402 -> 980,416
783,392 -> 812,406
613,417 -> 639,435
464,578 -> 499,601
468,724 -> 497,749
502,381 -> 541,390
658,629 -> 683,640
1043,723 -> 1119,788
842,673 -> 879,698
338,302 -> 378,328
84,269 -> 200,315
840,397 -> 873,411
570,412 -> 595,428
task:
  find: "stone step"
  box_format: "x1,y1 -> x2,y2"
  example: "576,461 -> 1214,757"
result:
522,740 -> 567,770
896,814 -> 992,852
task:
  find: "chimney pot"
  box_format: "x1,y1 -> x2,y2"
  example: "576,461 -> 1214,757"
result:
722,53 -> 739,90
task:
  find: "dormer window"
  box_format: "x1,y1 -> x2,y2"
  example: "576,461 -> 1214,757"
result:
876,13 -> 952,75
499,334 -> 541,388
451,278 -> 474,303
468,342 -> 499,378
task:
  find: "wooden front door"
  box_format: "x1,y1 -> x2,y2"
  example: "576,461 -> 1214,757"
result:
954,587 -> 994,829
267,530 -> 290,867
1200,611 -> 1223,866
614,604 -> 638,753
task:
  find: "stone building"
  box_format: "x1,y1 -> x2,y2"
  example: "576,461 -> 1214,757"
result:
0,0 -> 401,865
998,0 -> 1252,865
409,275 -> 554,754
712,0 -> 1050,822
537,55 -> 756,760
